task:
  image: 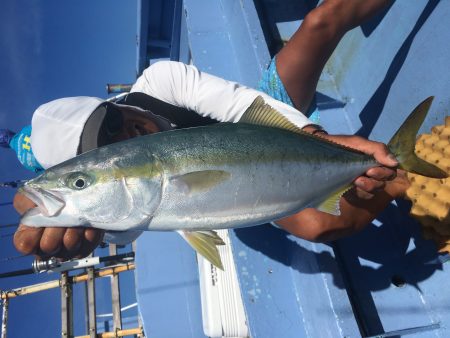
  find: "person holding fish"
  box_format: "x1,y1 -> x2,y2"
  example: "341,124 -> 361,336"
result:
13,0 -> 412,262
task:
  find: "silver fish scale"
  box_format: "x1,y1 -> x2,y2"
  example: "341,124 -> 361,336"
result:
139,123 -> 376,231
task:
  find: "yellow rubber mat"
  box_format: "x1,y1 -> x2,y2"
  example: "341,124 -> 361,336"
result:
405,116 -> 450,252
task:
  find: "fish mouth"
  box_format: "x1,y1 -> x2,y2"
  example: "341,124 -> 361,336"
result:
19,186 -> 66,217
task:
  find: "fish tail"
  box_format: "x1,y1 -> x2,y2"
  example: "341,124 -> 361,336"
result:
387,96 -> 448,178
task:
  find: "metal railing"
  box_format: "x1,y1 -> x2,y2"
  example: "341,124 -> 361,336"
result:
0,244 -> 144,338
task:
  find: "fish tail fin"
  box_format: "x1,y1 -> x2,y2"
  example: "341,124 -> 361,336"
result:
387,96 -> 448,178
178,230 -> 225,270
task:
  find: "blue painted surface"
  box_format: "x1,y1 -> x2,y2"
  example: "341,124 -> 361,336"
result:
135,232 -> 206,338
135,0 -> 450,337
136,0 -> 180,73
319,1 -> 450,336
231,225 -> 359,338
183,0 -> 270,86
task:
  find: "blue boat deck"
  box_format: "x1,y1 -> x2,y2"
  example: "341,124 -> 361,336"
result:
134,1 -> 450,337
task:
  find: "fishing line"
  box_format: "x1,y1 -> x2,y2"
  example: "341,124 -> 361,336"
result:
0,254 -> 28,263
0,180 -> 26,188
0,223 -> 19,229
0,180 -> 26,206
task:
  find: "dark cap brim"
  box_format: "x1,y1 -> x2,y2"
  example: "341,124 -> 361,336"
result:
79,102 -> 174,155
79,104 -> 107,154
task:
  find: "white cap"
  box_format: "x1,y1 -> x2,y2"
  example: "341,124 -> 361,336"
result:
31,97 -> 104,169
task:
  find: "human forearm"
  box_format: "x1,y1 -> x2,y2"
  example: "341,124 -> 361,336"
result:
317,0 -> 393,32
276,0 -> 392,112
276,168 -> 409,243
276,185 -> 396,243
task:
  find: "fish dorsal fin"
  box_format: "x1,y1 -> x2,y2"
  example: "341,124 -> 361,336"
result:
317,184 -> 353,216
240,96 -> 305,134
178,230 -> 225,270
241,96 -> 368,156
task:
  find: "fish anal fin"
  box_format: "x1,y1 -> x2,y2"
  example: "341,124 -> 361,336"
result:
178,230 -> 225,270
317,184 -> 353,216
171,170 -> 231,195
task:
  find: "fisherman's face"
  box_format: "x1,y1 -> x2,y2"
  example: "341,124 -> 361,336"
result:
109,108 -> 161,143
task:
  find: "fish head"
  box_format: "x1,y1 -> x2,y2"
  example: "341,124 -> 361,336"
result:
19,155 -> 163,231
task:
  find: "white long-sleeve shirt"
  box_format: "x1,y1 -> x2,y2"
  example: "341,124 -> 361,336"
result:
131,60 -> 312,127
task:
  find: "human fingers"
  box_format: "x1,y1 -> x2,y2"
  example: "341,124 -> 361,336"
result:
384,169 -> 411,199
353,139 -> 398,186
56,228 -> 100,260
13,193 -> 36,215
62,228 -> 85,256
326,135 -> 398,168
75,228 -> 105,259
352,138 -> 398,168
352,168 -> 409,200
39,228 -> 103,260
38,227 -> 67,257
371,144 -> 398,168
366,166 -> 397,181
353,175 -> 386,199
84,228 -> 104,244
322,134 -> 397,186
13,224 -> 44,255
353,187 -> 376,200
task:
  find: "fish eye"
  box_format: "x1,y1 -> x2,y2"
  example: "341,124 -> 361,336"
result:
65,172 -> 92,190
75,178 -> 86,189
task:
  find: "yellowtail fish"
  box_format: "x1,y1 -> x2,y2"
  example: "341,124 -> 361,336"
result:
20,97 -> 447,269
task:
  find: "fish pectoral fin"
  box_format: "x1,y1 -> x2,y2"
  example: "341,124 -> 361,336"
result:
171,170 -> 231,195
317,184 -> 353,216
178,230 -> 225,270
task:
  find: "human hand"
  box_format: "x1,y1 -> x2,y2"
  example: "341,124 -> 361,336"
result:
312,131 -> 398,199
13,193 -> 104,260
